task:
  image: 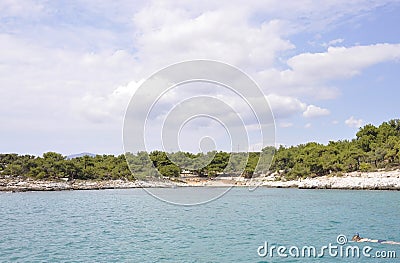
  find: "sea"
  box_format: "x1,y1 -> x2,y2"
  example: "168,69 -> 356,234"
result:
0,187 -> 399,262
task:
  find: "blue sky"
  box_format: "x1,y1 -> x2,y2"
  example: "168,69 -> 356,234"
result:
1,0 -> 400,155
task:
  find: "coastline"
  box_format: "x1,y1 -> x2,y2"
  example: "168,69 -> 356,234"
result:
1,170 -> 399,192
0,178 -> 181,192
180,170 -> 400,190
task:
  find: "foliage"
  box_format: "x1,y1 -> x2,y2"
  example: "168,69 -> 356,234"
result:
1,119 -> 399,181
0,152 -> 131,181
270,119 -> 400,179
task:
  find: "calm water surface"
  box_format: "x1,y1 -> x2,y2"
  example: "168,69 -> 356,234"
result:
0,188 -> 399,262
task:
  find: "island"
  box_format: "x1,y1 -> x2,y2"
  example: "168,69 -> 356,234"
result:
1,119 -> 400,191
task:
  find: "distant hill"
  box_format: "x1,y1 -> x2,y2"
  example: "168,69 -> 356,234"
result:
66,152 -> 96,159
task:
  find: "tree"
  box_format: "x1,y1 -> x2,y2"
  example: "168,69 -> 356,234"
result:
356,124 -> 378,152
158,164 -> 180,177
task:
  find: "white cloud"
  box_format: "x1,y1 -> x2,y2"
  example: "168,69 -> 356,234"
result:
76,41 -> 400,129
1,0 -> 400,154
257,43 -> 400,100
266,94 -> 330,120
304,123 -> 312,128
132,0 -> 397,34
286,44 -> 400,81
345,116 -> 363,128
303,105 -> 330,118
266,94 -> 307,118
3,1 -> 399,126
0,33 -> 139,121
73,81 -> 143,123
132,1 -> 400,82
133,6 -> 294,72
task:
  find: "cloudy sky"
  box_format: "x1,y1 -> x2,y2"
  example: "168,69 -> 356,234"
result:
1,0 -> 400,155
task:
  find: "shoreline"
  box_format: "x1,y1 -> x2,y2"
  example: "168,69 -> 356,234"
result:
1,170 -> 400,192
179,170 -> 400,190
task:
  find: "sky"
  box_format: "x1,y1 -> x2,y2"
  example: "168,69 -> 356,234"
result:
1,0 -> 400,156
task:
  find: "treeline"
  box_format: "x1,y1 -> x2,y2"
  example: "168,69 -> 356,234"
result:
125,151 -> 270,179
0,153 -> 133,181
271,119 -> 400,179
1,120 -> 399,181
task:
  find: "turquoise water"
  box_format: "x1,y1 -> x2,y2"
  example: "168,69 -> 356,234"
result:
0,188 -> 399,262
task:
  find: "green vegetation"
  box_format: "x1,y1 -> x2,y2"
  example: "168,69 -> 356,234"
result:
1,119 -> 399,181
0,153 -> 133,181
271,119 -> 400,179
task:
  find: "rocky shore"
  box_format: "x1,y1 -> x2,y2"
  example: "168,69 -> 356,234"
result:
179,170 -> 400,190
261,171 -> 400,190
297,170 -> 400,190
239,170 -> 400,190
0,178 -> 185,192
1,170 -> 399,192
